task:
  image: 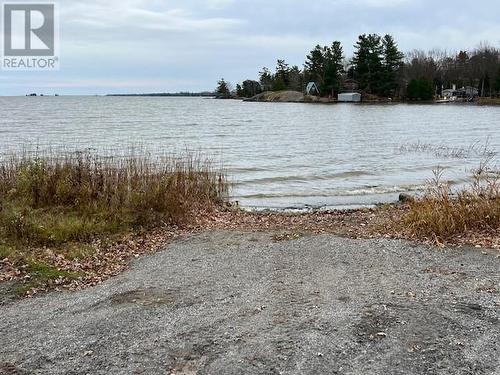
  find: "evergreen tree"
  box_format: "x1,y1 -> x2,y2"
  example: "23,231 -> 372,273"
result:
242,80 -> 262,97
236,84 -> 244,97
275,59 -> 291,89
455,51 -> 470,87
406,78 -> 433,100
259,67 -> 274,91
382,34 -> 404,97
406,79 -> 419,100
322,41 -> 344,96
352,34 -> 384,94
419,79 -> 434,100
304,45 -> 325,88
216,78 -> 231,99
288,65 -> 304,92
272,77 -> 287,91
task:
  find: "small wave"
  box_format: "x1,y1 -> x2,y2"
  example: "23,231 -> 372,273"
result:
233,170 -> 376,185
229,167 -> 273,173
234,185 -> 427,199
234,175 -> 308,185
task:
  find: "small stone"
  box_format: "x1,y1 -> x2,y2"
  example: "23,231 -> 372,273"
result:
399,193 -> 415,203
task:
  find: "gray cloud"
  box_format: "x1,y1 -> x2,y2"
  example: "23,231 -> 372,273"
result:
1,0 -> 499,95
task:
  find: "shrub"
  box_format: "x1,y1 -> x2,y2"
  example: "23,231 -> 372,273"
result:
402,164 -> 500,240
406,78 -> 434,100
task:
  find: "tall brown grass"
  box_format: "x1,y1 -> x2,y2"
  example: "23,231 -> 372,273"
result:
402,161 -> 500,240
0,149 -> 228,245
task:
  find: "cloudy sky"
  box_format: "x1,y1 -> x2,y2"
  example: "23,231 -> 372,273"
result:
1,0 -> 500,95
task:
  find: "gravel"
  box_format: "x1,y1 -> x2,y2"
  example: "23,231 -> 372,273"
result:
1,231 -> 499,374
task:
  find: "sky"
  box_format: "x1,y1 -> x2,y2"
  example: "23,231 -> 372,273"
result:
1,0 -> 500,95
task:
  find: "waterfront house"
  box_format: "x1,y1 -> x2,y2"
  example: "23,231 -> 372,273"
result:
442,85 -> 478,101
457,86 -> 479,98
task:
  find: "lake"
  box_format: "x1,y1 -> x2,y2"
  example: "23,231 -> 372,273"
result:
0,96 -> 499,210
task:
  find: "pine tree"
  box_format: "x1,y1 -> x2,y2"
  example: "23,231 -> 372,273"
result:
259,67 -> 274,92
418,79 -> 434,100
352,34 -> 384,94
382,34 -> 404,97
322,41 -> 344,96
406,79 -> 419,100
236,84 -> 244,97
242,80 -> 262,97
406,78 -> 433,100
288,65 -> 304,92
216,78 -> 231,99
275,59 -> 291,89
304,45 -> 325,88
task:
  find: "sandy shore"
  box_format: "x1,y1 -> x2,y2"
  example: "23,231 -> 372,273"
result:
1,230 -> 499,374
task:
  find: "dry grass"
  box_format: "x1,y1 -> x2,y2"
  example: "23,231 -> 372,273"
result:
0,149 -> 228,242
477,97 -> 500,106
397,139 -> 496,159
401,162 -> 500,241
0,148 -> 228,292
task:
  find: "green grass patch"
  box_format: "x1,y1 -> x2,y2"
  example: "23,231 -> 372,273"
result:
0,244 -> 13,260
16,258 -> 81,295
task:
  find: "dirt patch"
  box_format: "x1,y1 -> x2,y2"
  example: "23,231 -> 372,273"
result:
107,288 -> 176,307
0,362 -> 26,375
1,231 -> 498,374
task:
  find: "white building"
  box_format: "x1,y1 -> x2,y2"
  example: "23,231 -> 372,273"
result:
338,93 -> 361,102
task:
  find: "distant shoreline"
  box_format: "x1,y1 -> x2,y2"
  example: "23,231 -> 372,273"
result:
9,93 -> 500,105
107,92 -> 215,97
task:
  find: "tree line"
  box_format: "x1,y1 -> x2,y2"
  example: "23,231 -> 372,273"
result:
216,34 -> 500,100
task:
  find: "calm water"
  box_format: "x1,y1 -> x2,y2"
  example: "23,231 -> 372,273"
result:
0,96 -> 499,210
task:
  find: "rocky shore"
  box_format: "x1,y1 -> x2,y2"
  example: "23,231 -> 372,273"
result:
242,90 -> 499,105
243,90 -> 335,103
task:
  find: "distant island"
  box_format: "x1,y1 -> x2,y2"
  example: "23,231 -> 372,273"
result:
215,33 -> 500,104
107,92 -> 215,97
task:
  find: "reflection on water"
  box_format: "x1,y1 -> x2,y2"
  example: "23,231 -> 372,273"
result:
0,96 -> 498,209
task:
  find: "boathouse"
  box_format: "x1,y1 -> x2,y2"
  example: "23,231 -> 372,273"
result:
338,92 -> 361,102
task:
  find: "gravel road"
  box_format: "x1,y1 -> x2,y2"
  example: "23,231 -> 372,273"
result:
1,231 -> 499,374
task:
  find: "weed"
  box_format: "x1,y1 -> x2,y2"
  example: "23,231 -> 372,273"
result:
401,161 -> 499,240
0,148 -> 229,289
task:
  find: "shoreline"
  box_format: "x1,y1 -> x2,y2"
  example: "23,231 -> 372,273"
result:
240,90 -> 500,105
10,94 -> 500,106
